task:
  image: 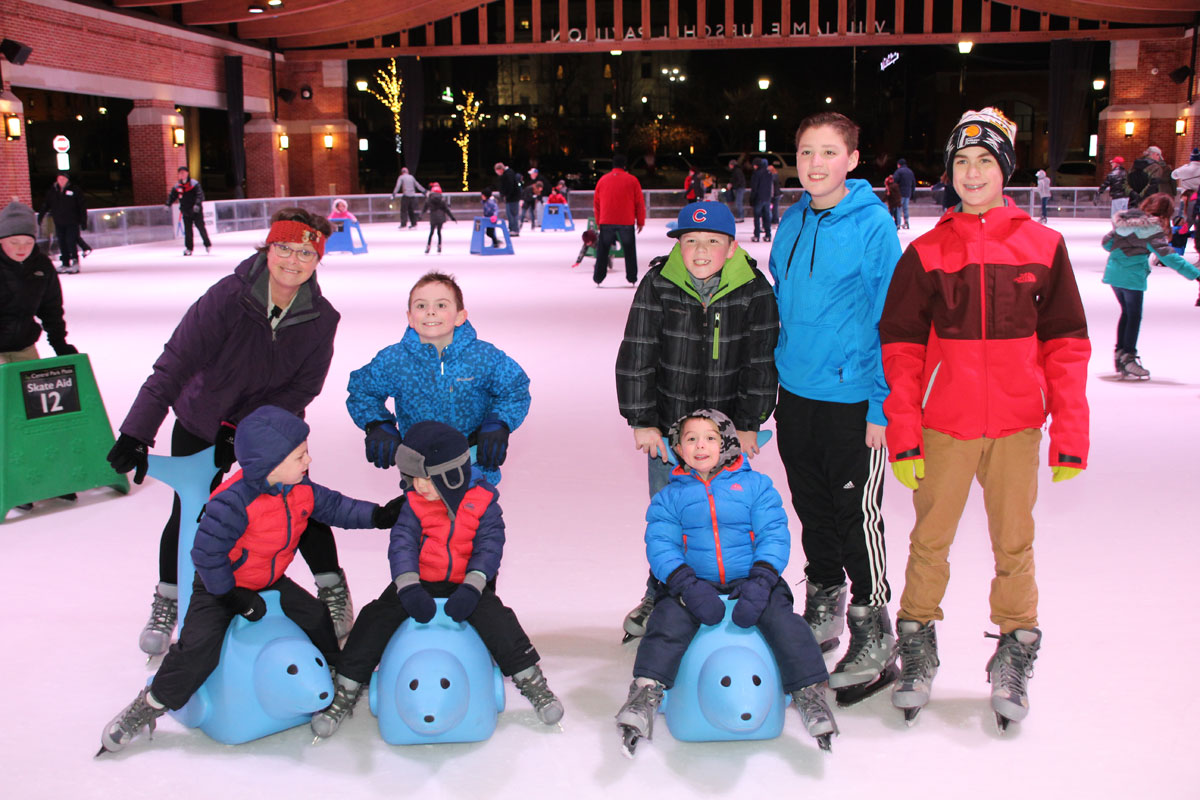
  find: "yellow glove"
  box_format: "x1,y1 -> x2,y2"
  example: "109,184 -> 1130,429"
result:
892,459 -> 925,490
1051,466 -> 1083,483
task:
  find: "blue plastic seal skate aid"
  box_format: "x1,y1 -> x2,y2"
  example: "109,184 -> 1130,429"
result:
148,451 -> 334,744
325,219 -> 368,255
168,590 -> 335,744
369,598 -> 505,745
660,596 -> 786,742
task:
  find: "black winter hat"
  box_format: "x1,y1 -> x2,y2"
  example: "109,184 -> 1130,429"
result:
0,201 -> 37,239
398,421 -> 473,513
944,107 -> 1018,184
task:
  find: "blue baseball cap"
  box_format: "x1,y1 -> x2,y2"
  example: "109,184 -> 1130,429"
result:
668,202 -> 736,239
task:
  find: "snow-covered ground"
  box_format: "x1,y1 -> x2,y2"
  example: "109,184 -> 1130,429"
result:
4,211 -> 1196,799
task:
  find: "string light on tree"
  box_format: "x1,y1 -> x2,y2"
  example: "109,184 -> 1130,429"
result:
363,58 -> 405,161
452,91 -> 483,191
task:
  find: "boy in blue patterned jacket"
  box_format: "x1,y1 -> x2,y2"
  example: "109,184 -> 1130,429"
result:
615,409 -> 836,755
310,421 -> 562,737
346,271 -> 531,485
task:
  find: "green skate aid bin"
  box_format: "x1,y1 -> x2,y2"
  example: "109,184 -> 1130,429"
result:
585,217 -> 624,259
0,353 -> 129,518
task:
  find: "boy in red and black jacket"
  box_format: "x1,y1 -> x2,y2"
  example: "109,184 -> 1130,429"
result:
878,108 -> 1089,729
98,405 -> 402,755
310,421 -> 563,738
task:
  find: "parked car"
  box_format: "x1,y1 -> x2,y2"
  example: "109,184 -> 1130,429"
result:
628,153 -> 698,190
717,152 -> 800,187
1053,160 -> 1100,187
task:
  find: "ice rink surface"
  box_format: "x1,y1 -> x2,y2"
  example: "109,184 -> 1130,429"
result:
4,208 -> 1197,799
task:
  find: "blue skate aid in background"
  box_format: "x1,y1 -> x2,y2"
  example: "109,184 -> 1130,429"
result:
167,590 -> 334,744
660,596 -> 786,743
369,599 -> 505,745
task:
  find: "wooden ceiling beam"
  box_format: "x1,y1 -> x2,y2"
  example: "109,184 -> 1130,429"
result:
182,0 -> 344,26
237,0 -> 481,39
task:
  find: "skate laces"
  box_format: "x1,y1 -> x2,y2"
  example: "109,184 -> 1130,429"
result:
112,690 -> 165,741
985,632 -> 1039,686
792,685 -> 837,733
317,580 -> 352,624
841,612 -> 884,666
146,592 -> 177,634
896,625 -> 938,681
624,681 -> 665,716
802,584 -> 841,627
319,681 -> 363,723
515,670 -> 559,713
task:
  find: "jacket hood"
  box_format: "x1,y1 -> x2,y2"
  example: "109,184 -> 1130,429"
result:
667,408 -> 742,474
658,243 -> 757,302
1112,208 -> 1163,237
234,405 -> 310,488
401,318 -> 478,354
794,178 -> 886,218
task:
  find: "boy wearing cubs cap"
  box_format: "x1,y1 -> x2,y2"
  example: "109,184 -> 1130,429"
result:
614,201 -> 779,640
878,107 -> 1090,728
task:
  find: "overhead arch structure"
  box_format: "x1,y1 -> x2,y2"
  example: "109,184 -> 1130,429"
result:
96,0 -> 1200,59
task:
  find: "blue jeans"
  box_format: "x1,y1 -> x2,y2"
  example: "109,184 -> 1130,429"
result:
1113,286 -> 1144,354
1040,196 -> 1049,220
900,196 -> 910,226
1111,197 -> 1129,215
647,454 -> 673,498
752,200 -> 772,238
633,578 -> 829,692
730,187 -> 746,221
505,201 -> 521,233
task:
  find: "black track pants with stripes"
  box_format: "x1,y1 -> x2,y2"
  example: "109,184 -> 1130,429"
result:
774,389 -> 891,607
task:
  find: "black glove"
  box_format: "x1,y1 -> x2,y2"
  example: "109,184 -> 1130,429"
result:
730,563 -> 779,628
475,417 -> 510,469
665,565 -> 725,626
217,587 -> 266,621
364,420 -> 402,469
50,341 -> 78,356
214,421 -> 237,471
397,583 -> 436,624
444,583 -> 481,622
107,433 -> 149,484
373,495 -> 406,529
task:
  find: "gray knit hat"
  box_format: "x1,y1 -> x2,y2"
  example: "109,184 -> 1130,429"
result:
0,201 -> 37,239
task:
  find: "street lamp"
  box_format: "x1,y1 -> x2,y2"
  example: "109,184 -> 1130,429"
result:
1092,78 -> 1106,91
758,78 -> 770,90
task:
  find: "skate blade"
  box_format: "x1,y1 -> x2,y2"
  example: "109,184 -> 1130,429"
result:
621,631 -> 641,645
816,733 -> 833,753
95,745 -> 110,758
902,707 -> 922,726
619,726 -> 641,758
834,664 -> 899,707
994,712 -> 1012,733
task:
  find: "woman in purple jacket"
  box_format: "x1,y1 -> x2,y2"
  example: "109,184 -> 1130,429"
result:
106,207 -> 355,657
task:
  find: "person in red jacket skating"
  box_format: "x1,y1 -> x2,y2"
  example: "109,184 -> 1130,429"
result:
592,154 -> 646,286
878,108 -> 1090,731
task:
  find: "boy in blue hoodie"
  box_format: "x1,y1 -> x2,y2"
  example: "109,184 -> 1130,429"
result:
769,112 -> 903,703
615,409 -> 835,755
98,406 -> 403,755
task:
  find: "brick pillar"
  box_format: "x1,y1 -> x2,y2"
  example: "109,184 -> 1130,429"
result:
277,59 -> 357,198
245,118 -> 289,198
1098,39 -> 1197,178
128,100 -> 184,206
0,85 -> 32,206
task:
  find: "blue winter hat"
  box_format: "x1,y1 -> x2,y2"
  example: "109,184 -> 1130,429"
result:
668,202 -> 736,239
397,421 -> 473,512
234,405 -> 310,485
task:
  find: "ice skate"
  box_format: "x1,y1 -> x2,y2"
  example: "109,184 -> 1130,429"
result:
97,687 -> 166,756
830,604 -> 899,706
621,587 -> 657,643
986,628 -> 1041,732
616,679 -> 664,758
1117,352 -> 1150,380
1113,347 -> 1126,374
183,249 -> 192,256
424,244 -> 431,254
802,581 -> 848,652
791,682 -> 838,752
310,677 -> 363,740
514,664 -> 564,725
315,569 -> 354,640
891,619 -> 939,725
138,582 -> 178,658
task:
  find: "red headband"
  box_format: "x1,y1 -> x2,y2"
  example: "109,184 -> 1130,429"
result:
266,220 -> 326,260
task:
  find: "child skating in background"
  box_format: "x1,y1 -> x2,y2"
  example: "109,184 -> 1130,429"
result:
328,198 -> 357,222
1102,193 -> 1200,380
615,202 -> 779,641
310,421 -> 563,737
572,228 -> 599,268
879,108 -> 1090,730
615,410 -> 835,756
98,406 -> 403,755
424,183 -> 457,254
346,271 -> 530,487
480,189 -> 503,247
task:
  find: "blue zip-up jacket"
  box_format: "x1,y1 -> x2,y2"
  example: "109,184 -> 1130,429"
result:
645,456 -> 791,585
345,320 -> 531,484
769,178 -> 902,426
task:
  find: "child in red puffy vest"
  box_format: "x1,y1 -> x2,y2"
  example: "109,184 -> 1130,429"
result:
98,405 -> 402,755
310,420 -> 563,738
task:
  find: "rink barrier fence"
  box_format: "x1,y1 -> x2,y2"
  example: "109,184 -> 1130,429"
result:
49,188 -> 1122,254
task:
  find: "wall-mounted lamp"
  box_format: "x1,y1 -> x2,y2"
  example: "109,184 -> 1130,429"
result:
1177,118 -> 1187,136
958,41 -> 974,54
355,80 -> 369,92
279,133 -> 289,151
1092,78 -> 1106,91
1124,120 -> 1135,138
172,126 -> 186,147
299,85 -> 313,101
248,5 -> 266,14
358,137 -> 368,151
758,78 -> 771,90
4,113 -> 21,141
323,133 -> 334,150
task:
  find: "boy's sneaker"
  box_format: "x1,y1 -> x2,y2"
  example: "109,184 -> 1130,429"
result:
791,682 -> 838,751
139,582 -> 178,657
98,687 -> 166,755
803,581 -> 848,652
310,677 -> 363,739
315,569 -> 354,639
513,664 -> 564,724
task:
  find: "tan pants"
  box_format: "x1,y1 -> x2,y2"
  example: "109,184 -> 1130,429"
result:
898,428 -> 1041,633
0,344 -> 39,364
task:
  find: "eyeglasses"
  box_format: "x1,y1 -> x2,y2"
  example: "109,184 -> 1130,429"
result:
270,242 -> 319,263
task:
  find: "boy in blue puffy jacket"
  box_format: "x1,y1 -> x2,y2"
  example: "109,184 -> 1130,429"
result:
346,271 -> 531,485
98,406 -> 403,755
615,408 -> 836,755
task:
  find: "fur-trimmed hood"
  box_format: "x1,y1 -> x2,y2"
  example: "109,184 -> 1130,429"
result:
1104,209 -> 1169,258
